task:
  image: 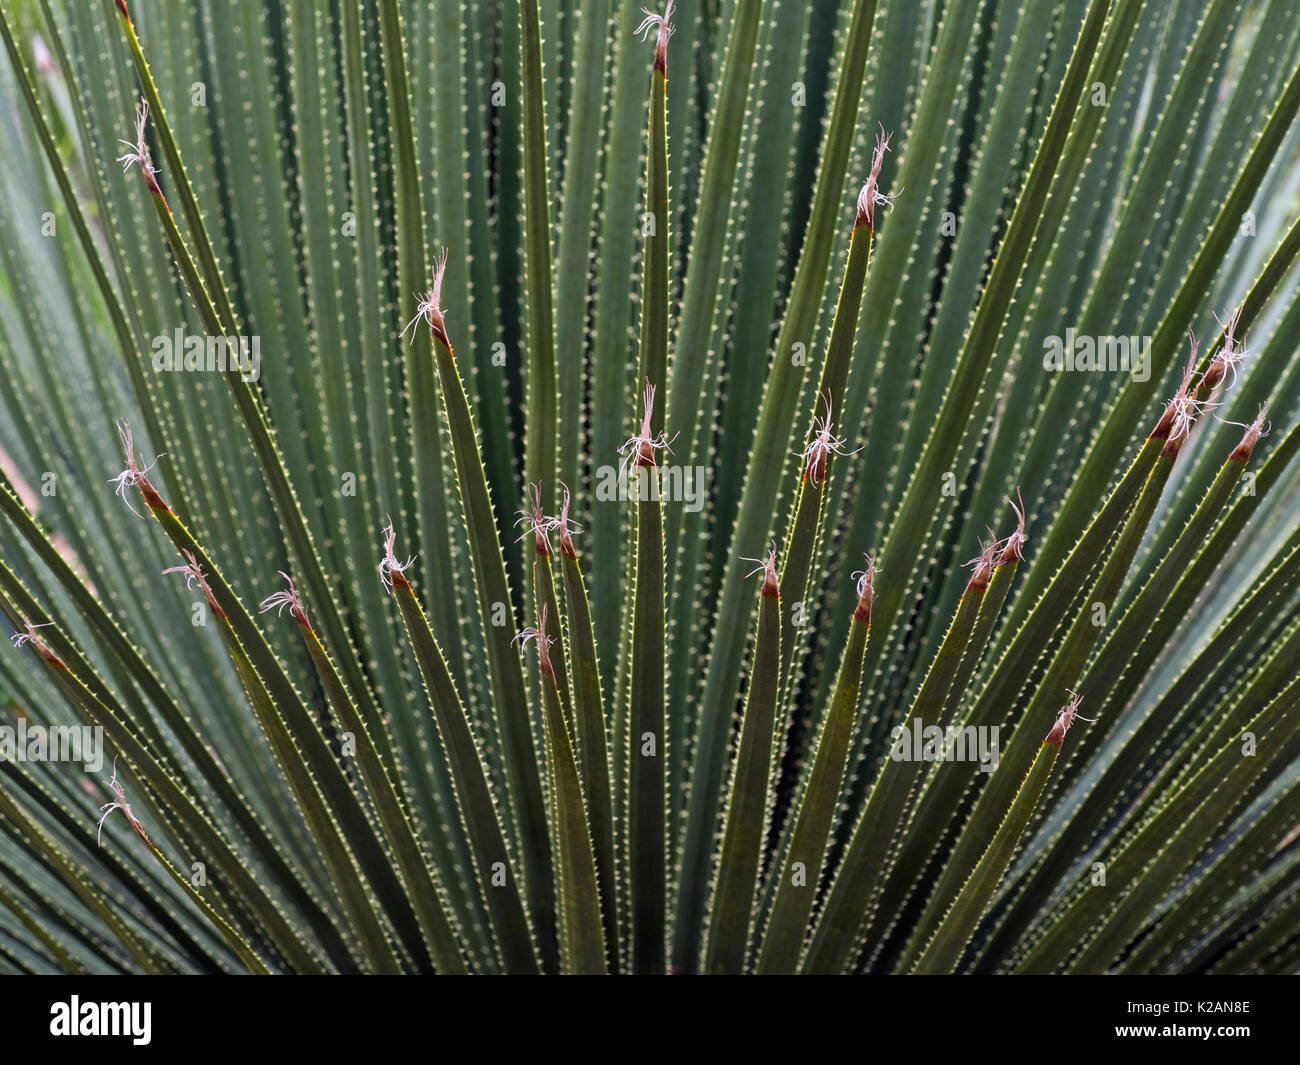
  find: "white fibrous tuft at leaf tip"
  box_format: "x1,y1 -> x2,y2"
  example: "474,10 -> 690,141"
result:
378,516 -> 416,592
557,482 -> 582,559
97,756 -> 149,847
163,550 -> 221,615
259,571 -> 307,622
1168,391 -> 1219,445
851,556 -> 877,598
619,380 -> 677,480
963,534 -> 999,589
9,618 -> 54,654
515,481 -> 560,553
400,248 -> 451,346
857,125 -> 898,230
741,541 -> 780,598
1228,402 -> 1271,461
1156,331 -> 1216,445
634,1 -> 675,70
108,419 -> 165,518
1045,689 -> 1097,749
1206,303 -> 1251,390
800,392 -> 862,484
115,97 -> 158,178
851,555 -> 878,620
514,604 -> 556,675
998,486 -> 1028,564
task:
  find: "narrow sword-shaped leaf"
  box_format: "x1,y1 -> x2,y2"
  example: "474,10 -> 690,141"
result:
702,549 -> 782,973
757,564 -> 874,973
803,545 -> 995,973
663,0 -> 765,524
674,0 -> 879,970
265,577 -> 468,974
122,448 -> 425,969
975,421 -> 1268,965
105,56 -> 404,846
625,5 -> 673,974
1019,665 -> 1300,973
900,419 -> 1183,970
420,255 -> 557,968
911,698 -> 1083,974
556,493 -> 620,970
775,179 -> 882,704
554,0 -> 612,495
627,408 -> 667,973
385,547 -> 540,974
163,559 -> 403,974
0,601 -> 323,972
520,0 -> 558,490
521,604 -> 605,974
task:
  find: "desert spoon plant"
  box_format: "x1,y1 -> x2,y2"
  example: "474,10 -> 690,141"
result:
0,0 -> 1298,975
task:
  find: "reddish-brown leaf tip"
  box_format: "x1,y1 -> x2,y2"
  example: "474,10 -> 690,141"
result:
801,391 -> 861,485
1043,690 -> 1093,750
855,125 -> 897,232
1203,303 -> 1249,391
109,419 -> 168,518
1230,403 -> 1270,463
558,483 -> 578,560
162,550 -> 226,620
514,604 -> 556,677
851,555 -> 877,622
379,517 -> 417,593
260,571 -> 310,628
1151,330 -> 1212,445
141,482 -> 170,512
965,535 -> 998,593
998,486 -> 1027,565
620,380 -> 675,477
635,1 -> 675,75
742,542 -> 781,599
10,619 -> 62,667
